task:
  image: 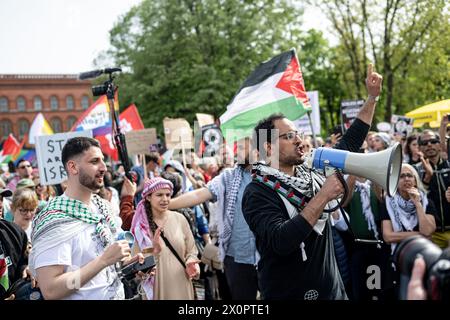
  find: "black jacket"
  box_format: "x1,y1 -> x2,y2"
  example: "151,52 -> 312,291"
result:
0,220 -> 29,299
242,118 -> 369,300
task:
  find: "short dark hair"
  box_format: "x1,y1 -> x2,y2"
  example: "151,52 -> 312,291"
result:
61,137 -> 101,169
16,159 -> 29,167
253,113 -> 286,152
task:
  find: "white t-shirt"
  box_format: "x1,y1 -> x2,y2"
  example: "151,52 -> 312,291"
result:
34,196 -> 125,300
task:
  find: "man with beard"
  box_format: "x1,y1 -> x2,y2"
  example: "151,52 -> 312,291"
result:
414,130 -> 450,248
242,64 -> 382,300
169,137 -> 259,300
29,137 -> 143,300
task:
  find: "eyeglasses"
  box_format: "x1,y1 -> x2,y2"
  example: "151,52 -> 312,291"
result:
399,173 -> 414,179
419,138 -> 440,146
18,208 -> 36,215
279,131 -> 304,141
18,164 -> 31,169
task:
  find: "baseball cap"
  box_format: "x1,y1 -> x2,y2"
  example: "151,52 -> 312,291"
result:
16,178 -> 36,190
0,188 -> 12,197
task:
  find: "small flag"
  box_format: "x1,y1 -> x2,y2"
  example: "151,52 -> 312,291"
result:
29,113 -> 54,144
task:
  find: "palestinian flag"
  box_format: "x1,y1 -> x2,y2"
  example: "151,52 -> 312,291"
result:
220,49 -> 311,141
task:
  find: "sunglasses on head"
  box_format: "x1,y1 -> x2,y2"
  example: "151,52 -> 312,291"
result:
419,138 -> 439,146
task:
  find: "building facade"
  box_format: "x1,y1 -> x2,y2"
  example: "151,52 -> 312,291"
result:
0,74 -> 92,146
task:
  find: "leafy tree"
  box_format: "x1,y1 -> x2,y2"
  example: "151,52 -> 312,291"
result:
310,0 -> 449,122
99,0 -> 305,134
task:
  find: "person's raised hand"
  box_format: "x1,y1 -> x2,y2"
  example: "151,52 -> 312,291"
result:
366,63 -> 383,98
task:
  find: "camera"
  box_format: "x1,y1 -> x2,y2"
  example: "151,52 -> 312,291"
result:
393,235 -> 450,301
92,82 -> 110,96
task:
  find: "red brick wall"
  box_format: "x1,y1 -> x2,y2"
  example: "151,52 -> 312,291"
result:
0,74 -> 93,147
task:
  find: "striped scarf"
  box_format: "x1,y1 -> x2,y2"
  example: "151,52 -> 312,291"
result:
32,194 -> 116,247
209,166 -> 245,261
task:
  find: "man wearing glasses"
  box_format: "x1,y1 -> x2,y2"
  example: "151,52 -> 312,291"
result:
6,160 -> 33,192
242,64 -> 382,300
415,130 -> 450,249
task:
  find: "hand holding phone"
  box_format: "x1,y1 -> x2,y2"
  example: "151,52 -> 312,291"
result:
121,255 -> 156,280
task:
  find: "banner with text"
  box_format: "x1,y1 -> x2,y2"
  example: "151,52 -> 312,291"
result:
36,130 -> 93,186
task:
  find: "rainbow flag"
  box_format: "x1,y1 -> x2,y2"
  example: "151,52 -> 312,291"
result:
71,92 -> 119,136
28,113 -> 54,144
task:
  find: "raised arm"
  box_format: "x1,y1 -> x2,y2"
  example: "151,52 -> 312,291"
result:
169,187 -> 213,210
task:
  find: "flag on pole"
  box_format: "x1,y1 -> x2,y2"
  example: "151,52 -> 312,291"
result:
28,113 -> 54,144
70,95 -> 113,136
97,104 -> 145,160
0,134 -> 20,156
220,49 -> 311,141
12,134 -> 28,161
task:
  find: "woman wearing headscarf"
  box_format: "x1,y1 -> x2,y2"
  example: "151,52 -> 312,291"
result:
380,163 -> 436,299
131,177 -> 200,300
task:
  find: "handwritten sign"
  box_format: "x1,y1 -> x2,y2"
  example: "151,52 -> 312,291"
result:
35,131 -> 93,186
163,117 -> 193,149
125,128 -> 157,155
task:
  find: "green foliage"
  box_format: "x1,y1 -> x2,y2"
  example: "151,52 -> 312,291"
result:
101,0 -> 304,134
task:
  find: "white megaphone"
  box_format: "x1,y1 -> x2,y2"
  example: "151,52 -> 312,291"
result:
305,143 -> 403,196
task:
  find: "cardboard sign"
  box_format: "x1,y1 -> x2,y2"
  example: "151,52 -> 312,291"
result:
35,130 -> 93,186
341,99 -> 365,131
391,115 -> 414,136
125,128 -> 157,155
196,113 -> 215,128
163,117 -> 193,149
293,91 -> 320,135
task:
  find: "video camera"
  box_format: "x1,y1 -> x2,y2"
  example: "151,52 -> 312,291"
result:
393,235 -> 450,301
78,67 -> 136,183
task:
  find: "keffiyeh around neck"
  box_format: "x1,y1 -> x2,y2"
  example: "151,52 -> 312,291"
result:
252,162 -> 338,210
386,191 -> 428,252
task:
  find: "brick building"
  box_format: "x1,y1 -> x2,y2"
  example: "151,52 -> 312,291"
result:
0,74 -> 92,146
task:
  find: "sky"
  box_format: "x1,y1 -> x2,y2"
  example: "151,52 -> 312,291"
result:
0,0 -> 331,75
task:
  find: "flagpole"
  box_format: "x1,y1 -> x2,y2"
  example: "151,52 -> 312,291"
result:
306,111 -> 318,147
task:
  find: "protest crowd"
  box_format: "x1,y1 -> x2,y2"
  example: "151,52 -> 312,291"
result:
1,52 -> 449,302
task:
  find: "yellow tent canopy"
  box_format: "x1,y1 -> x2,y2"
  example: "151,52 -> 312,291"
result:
405,99 -> 450,128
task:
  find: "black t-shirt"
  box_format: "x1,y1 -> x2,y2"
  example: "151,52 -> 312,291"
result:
380,195 -> 437,231
0,220 -> 29,299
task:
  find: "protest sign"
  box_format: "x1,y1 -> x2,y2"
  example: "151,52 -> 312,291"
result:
391,115 -> 414,136
293,91 -> 320,135
341,99 -> 365,131
163,118 -> 194,149
35,130 -> 93,186
196,113 -> 215,128
125,128 -> 157,155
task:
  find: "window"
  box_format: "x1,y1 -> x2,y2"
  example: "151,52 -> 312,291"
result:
34,96 -> 42,111
18,119 -> 29,139
66,96 -> 74,110
50,96 -> 59,110
0,97 -> 9,112
0,120 -> 12,138
66,116 -> 77,131
17,96 -> 26,112
81,96 -> 90,110
50,117 -> 62,133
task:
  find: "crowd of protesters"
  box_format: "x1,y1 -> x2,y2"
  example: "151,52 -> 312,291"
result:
1,100 -> 449,300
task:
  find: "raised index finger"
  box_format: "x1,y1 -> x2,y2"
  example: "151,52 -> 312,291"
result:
367,63 -> 373,77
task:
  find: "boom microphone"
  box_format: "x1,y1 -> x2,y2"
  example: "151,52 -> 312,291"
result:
78,67 -> 122,80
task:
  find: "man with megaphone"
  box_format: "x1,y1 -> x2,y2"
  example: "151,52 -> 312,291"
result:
242,64 -> 383,300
